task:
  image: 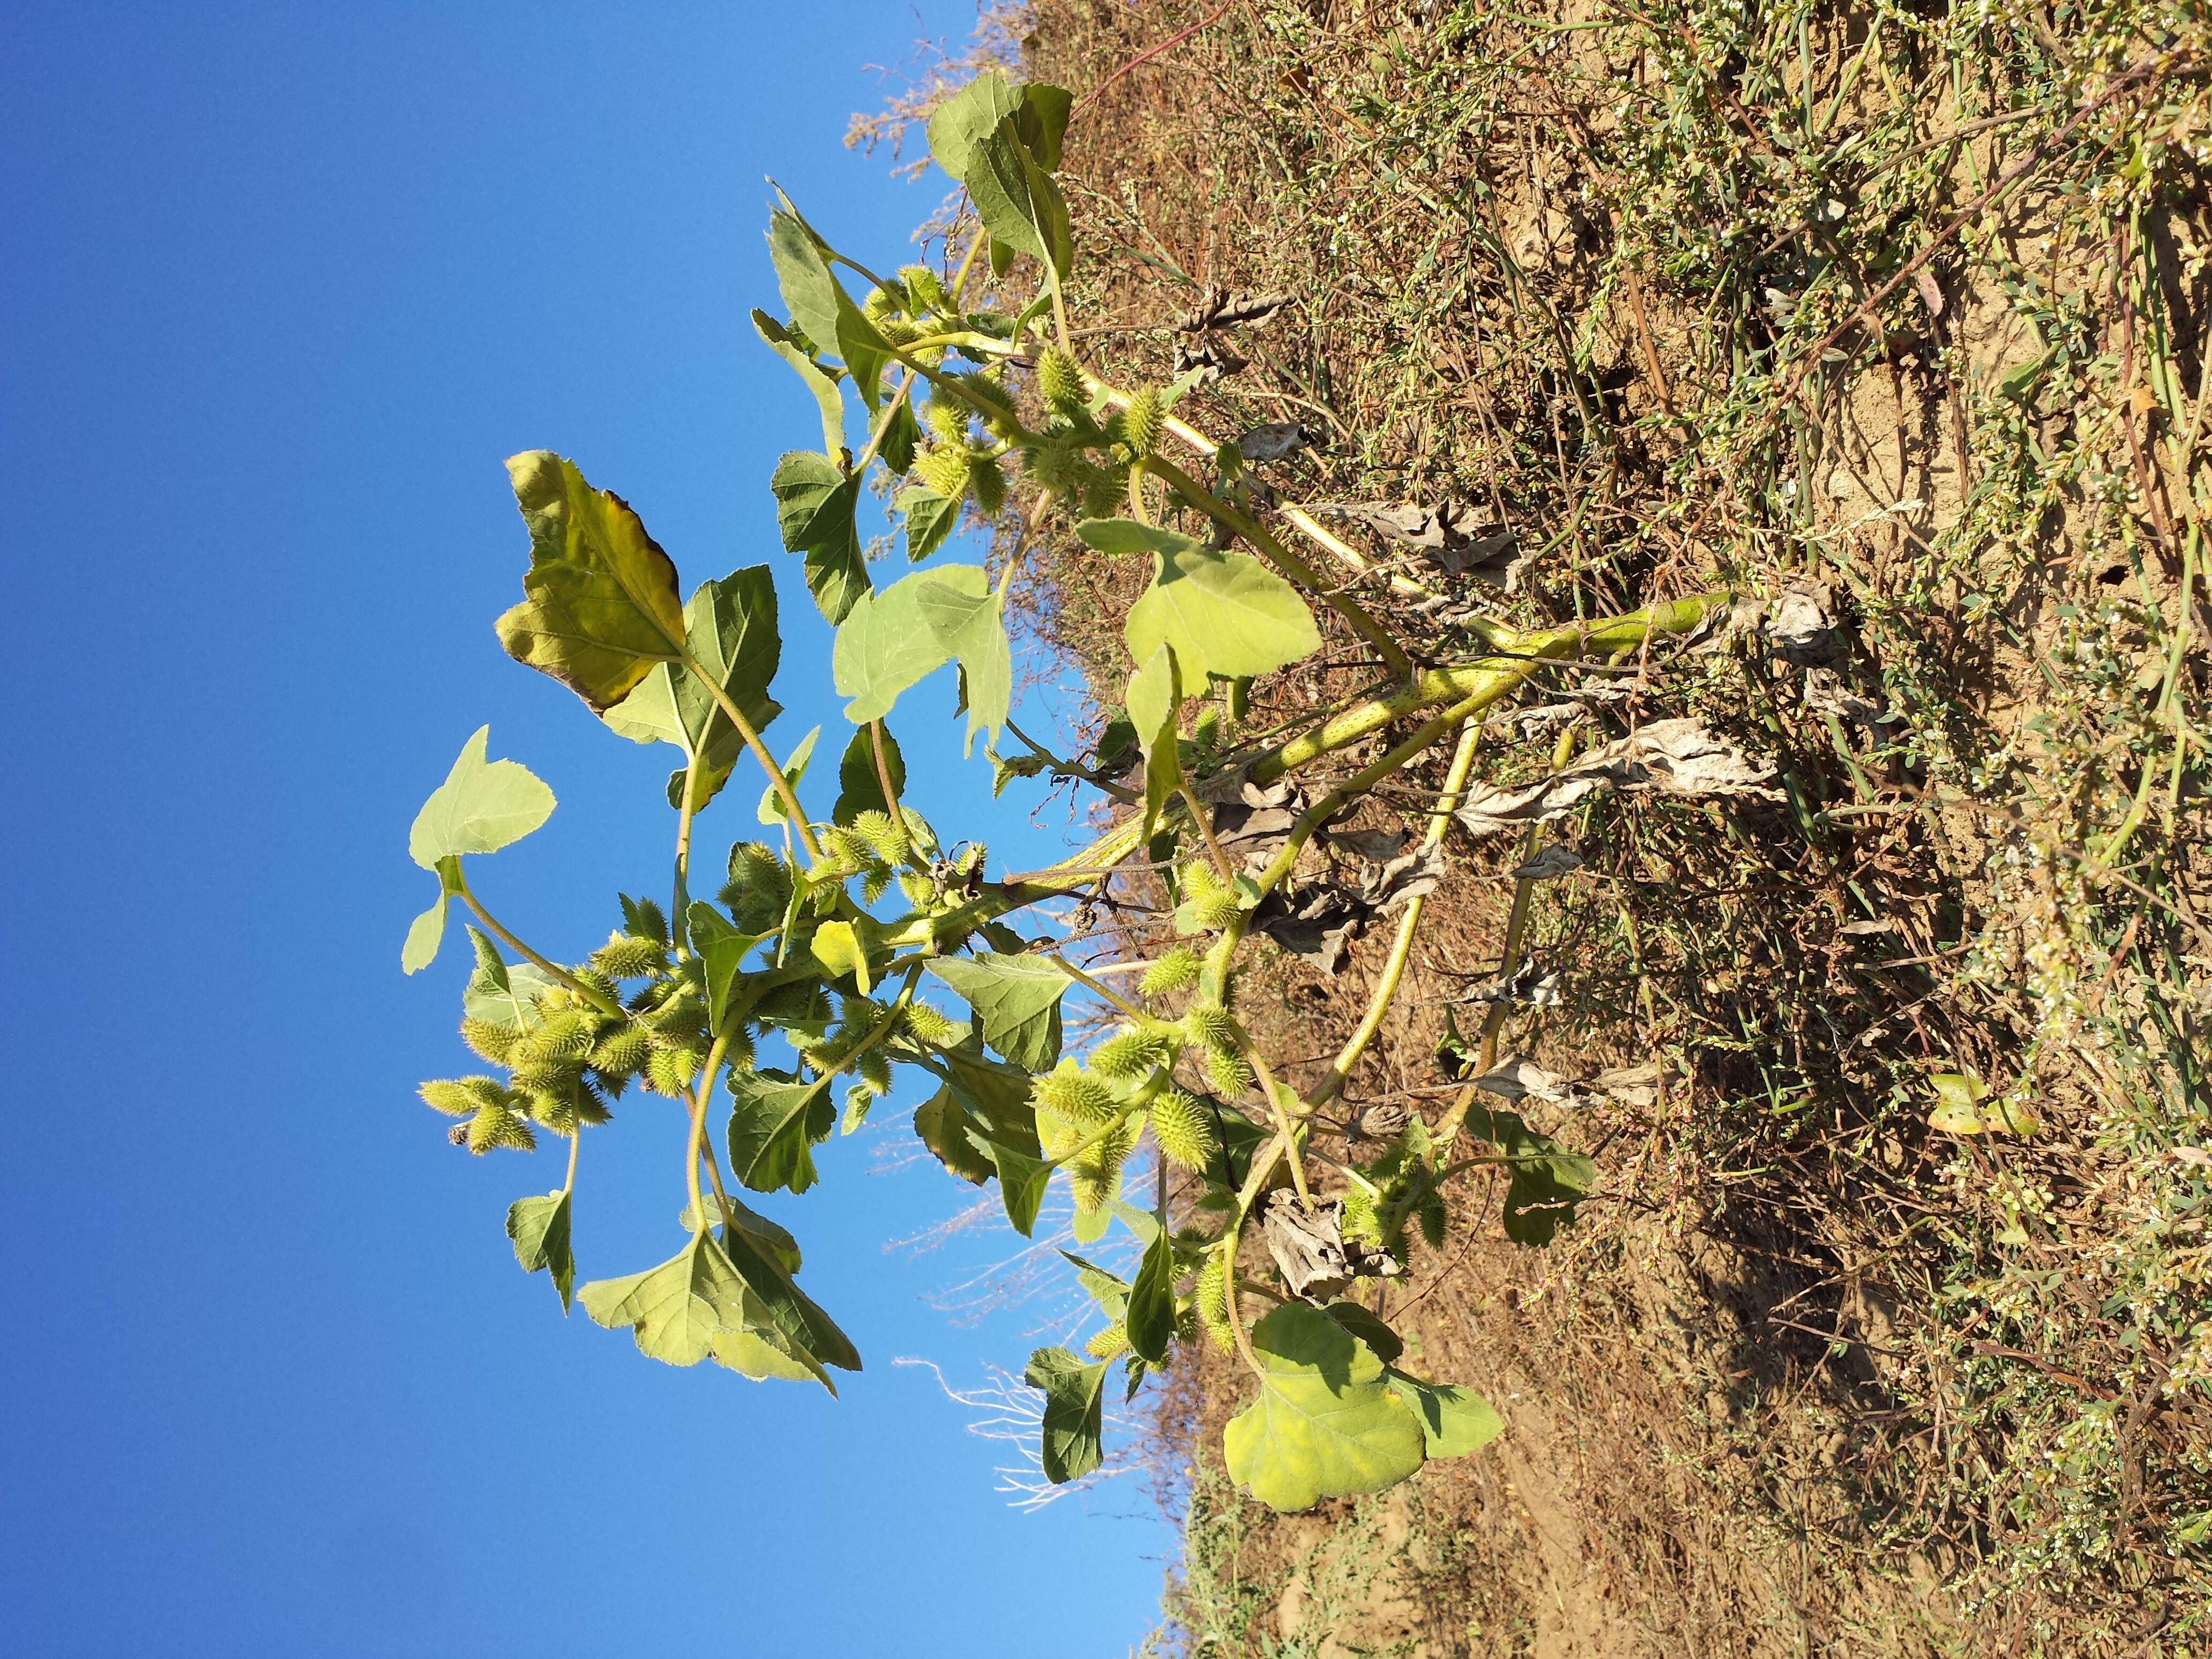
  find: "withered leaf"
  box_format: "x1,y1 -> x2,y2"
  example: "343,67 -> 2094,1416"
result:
1177,286 -> 1291,333
1172,336 -> 1247,386
1453,718 -> 1781,839
1260,1191 -> 1400,1304
1234,421 -> 1321,462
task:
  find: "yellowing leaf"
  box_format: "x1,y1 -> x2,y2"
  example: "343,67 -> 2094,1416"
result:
495,451 -> 687,712
1927,1070 -> 2038,1135
1224,1303 -> 1428,1512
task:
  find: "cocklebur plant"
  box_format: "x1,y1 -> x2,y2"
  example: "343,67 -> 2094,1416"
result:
402,70 -> 1732,1509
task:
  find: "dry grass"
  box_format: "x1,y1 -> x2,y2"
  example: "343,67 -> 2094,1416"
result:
861,2 -> 2212,1650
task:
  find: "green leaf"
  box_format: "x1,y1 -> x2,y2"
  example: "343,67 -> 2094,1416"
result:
914,1083 -> 995,1185
685,903 -> 764,1035
925,952 -> 1070,1071
1388,1372 -> 1502,1459
1124,643 -> 1183,841
770,452 -> 870,624
831,565 -> 1010,754
1060,1250 -> 1131,1320
765,201 -> 888,407
1124,1227 -> 1176,1364
1120,531 -> 1321,683
579,1230 -> 758,1369
897,485 -> 961,563
495,451 -> 689,711
910,566 -> 1011,758
831,577 -> 956,724
603,568 -> 782,813
724,1067 -> 836,1194
832,723 -> 906,825
925,73 -> 1074,279
1024,1345 -> 1108,1484
1075,518 -> 1186,558
1320,1299 -> 1404,1364
409,726 -> 557,869
756,724 -> 820,825
751,308 -> 847,455
401,894 -> 449,974
715,1209 -> 859,1380
1223,1302 -> 1428,1512
1014,82 -> 1072,170
506,1190 -> 576,1312
1462,1105 -> 1596,1246
968,1132 -> 1052,1236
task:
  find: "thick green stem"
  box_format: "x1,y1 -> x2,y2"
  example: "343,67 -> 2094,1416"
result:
453,881 -> 626,1021
682,652 -> 823,862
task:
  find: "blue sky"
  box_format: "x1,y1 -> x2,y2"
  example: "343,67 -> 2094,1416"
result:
0,5 -> 1171,1654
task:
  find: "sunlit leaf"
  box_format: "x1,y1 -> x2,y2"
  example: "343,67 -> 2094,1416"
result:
831,565 -> 1010,754
1124,642 -> 1183,841
1223,1302 -> 1428,1512
757,724 -> 820,825
925,73 -> 1074,280
925,951 -> 1070,1071
968,1131 -> 1052,1236
1109,526 -> 1320,681
771,452 -> 869,624
409,727 -> 557,869
724,1067 -> 836,1194
751,308 -> 846,455
495,451 -> 688,711
578,1230 -> 757,1369
896,485 -> 962,563
506,1189 -> 575,1312
1388,1371 -> 1502,1459
602,567 -> 782,814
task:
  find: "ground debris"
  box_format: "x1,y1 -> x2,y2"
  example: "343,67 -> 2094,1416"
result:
1454,718 -> 1782,838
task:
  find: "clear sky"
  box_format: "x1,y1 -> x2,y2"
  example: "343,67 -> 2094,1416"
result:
0,4 -> 1171,1654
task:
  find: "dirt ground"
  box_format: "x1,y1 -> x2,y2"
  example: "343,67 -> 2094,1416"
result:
865,2 -> 2212,1651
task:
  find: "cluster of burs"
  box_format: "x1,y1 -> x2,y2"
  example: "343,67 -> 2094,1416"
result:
416,820 -> 915,1154
857,263 -> 1165,527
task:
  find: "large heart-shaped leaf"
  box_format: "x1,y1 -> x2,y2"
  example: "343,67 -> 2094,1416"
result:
724,1067 -> 836,1194
1119,529 -> 1320,683
603,567 -> 783,813
496,451 -> 688,711
1223,1302 -> 1428,1512
579,1230 -> 757,1368
771,452 -> 869,624
925,952 -> 1070,1071
1025,1345 -> 1108,1484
